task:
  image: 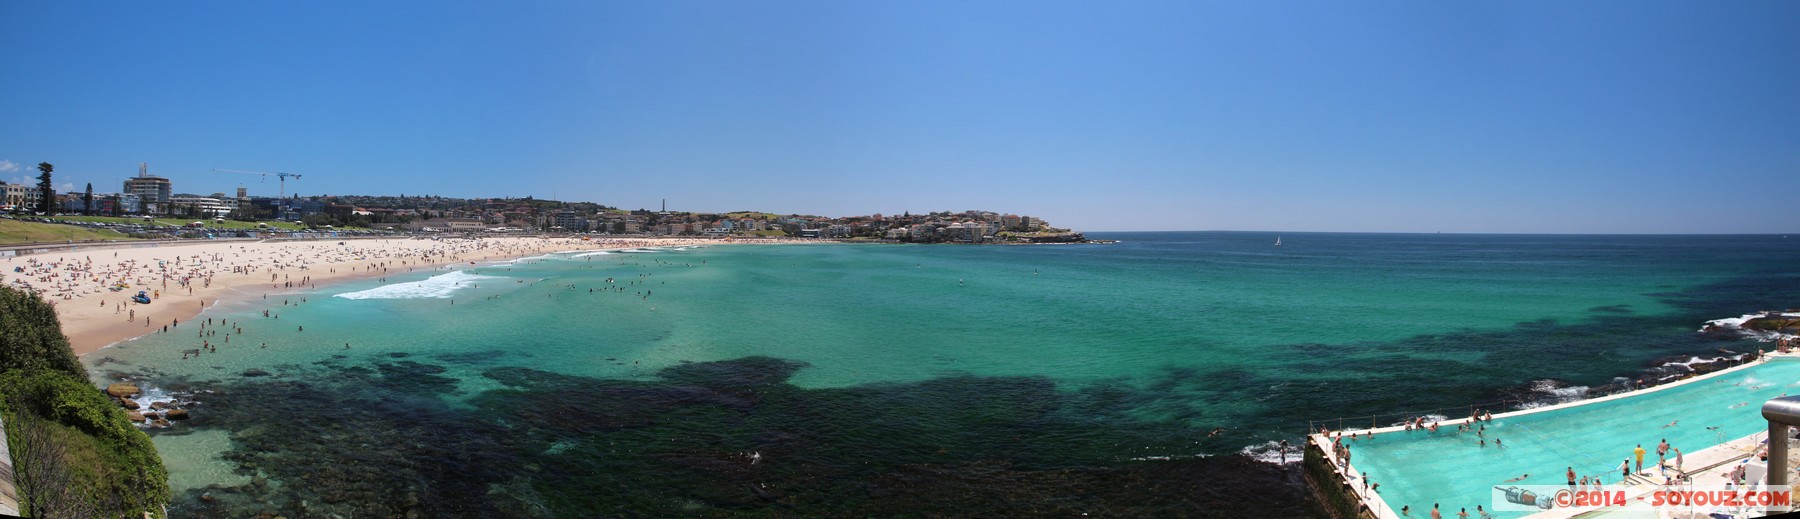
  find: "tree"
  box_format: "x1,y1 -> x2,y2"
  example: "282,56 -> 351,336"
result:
35,162 -> 54,214
83,182 -> 94,215
0,285 -> 86,380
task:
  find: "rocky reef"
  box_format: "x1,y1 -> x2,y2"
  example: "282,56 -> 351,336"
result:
122,354 -> 1319,518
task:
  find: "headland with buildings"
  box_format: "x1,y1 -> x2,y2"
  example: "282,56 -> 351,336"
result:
1,162 -> 1090,244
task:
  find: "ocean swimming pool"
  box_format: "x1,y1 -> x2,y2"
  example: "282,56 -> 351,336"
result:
1350,358 -> 1800,519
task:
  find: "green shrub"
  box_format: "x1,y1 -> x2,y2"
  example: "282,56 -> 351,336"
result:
0,286 -> 85,380
1,370 -> 170,518
0,285 -> 169,517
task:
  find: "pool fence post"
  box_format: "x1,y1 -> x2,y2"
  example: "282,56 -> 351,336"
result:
1760,395 -> 1800,514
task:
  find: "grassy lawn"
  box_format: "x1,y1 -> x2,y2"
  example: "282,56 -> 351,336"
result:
47,215 -> 306,230
0,219 -> 137,245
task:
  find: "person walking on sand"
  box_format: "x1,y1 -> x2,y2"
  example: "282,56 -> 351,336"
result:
1634,444 -> 1646,473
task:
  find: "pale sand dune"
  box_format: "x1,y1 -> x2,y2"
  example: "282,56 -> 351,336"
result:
2,236 -> 752,356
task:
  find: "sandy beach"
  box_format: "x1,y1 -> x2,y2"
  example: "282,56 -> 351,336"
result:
2,236 -> 755,356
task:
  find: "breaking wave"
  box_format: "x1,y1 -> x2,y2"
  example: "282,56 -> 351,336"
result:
1241,440 -> 1302,465
334,270 -> 501,300
1700,312 -> 1800,342
1515,380 -> 1590,409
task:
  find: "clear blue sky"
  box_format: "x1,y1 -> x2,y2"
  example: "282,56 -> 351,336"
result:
2,1 -> 1795,233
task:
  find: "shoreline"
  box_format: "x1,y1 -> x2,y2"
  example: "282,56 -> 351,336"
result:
0,236 -> 744,357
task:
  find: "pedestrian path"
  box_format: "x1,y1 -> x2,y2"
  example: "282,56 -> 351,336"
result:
0,411 -> 19,516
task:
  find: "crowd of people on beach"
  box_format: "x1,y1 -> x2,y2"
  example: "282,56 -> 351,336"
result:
4,238 -> 535,304
1,236 -> 750,356
61,238 -> 742,364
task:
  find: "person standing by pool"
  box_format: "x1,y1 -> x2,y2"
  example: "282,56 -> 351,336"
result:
1568,467 -> 1577,489
1657,438 -> 1669,471
1619,458 -> 1631,478
1634,444 -> 1646,473
1673,447 -> 1683,472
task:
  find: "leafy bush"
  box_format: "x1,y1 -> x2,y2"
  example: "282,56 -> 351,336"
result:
2,370 -> 170,518
0,286 -> 85,380
0,285 -> 169,517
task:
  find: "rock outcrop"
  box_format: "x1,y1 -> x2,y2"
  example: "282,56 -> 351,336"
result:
106,382 -> 140,397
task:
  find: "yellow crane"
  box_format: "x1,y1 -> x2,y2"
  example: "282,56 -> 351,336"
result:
213,168 -> 304,199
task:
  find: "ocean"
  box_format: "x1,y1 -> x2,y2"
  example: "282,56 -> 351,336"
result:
84,232 -> 1800,517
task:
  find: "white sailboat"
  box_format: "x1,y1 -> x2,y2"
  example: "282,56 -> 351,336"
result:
1274,235 -> 1282,246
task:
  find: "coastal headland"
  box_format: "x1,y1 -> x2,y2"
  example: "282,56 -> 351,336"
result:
2,236 -> 792,356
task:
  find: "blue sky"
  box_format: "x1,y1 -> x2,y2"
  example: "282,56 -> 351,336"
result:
2,1 -> 1795,233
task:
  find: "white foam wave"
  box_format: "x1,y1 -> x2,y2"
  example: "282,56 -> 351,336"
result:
1128,454 -> 1209,462
570,251 -> 613,258
334,270 -> 501,300
504,254 -> 561,264
1662,356 -> 1711,369
1241,441 -> 1302,465
1700,312 -> 1800,342
1528,380 -> 1589,402
124,385 -> 181,427
1389,414 -> 1450,427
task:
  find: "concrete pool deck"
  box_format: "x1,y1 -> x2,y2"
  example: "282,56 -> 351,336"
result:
1308,351 -> 1795,519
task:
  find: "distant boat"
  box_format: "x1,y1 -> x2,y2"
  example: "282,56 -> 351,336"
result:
1274,235 -> 1282,247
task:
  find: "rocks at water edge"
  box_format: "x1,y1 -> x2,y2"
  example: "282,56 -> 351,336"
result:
106,382 -> 140,397
109,381 -> 200,425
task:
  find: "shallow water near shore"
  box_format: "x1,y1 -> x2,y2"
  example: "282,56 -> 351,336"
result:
84,232 -> 1800,516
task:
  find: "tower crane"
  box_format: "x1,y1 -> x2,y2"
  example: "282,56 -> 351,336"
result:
213,168 -> 303,199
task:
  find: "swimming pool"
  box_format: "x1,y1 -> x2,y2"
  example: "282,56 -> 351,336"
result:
1349,358 -> 1800,519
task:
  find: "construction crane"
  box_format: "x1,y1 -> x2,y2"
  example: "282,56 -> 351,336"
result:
213,168 -> 303,199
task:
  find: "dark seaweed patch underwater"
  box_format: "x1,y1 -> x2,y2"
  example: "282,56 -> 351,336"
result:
154,355 -> 1320,518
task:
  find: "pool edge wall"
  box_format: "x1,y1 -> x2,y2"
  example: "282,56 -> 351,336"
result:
1305,441 -> 1374,519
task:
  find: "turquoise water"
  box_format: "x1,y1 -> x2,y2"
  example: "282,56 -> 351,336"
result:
82,232 -> 1800,516
1352,358 -> 1800,519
